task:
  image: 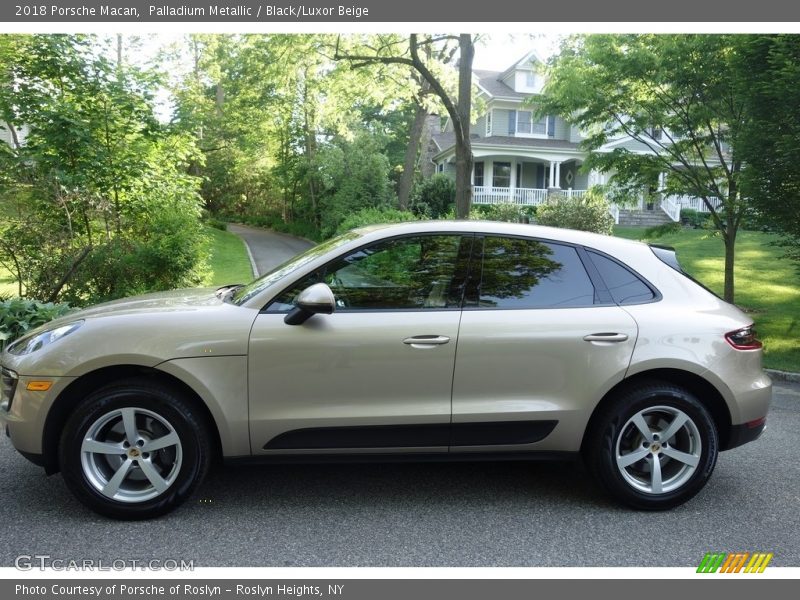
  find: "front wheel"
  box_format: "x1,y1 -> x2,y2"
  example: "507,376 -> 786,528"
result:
59,381 -> 212,520
585,382 -> 718,510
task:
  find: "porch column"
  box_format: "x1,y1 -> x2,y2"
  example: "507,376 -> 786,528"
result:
658,171 -> 665,192
510,158 -> 517,202
548,161 -> 556,188
554,161 -> 562,189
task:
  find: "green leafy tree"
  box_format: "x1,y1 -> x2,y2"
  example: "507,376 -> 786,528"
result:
0,34 -> 205,304
737,35 -> 800,267
539,35 -> 749,302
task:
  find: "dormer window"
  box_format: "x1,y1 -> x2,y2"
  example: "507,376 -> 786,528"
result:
525,71 -> 536,87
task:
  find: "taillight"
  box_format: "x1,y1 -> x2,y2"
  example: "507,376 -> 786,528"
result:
725,326 -> 762,350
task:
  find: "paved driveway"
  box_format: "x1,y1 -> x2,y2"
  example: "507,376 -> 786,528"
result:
227,224 -> 314,276
1,382 -> 797,567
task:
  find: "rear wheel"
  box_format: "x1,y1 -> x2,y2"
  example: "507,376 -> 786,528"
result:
585,382 -> 718,510
59,381 -> 212,520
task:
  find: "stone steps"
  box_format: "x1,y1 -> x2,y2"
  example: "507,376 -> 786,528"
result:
617,209 -> 674,227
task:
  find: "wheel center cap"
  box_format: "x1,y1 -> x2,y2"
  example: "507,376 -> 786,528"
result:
128,448 -> 141,459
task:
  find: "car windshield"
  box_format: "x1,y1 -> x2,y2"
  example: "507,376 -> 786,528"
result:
231,231 -> 362,306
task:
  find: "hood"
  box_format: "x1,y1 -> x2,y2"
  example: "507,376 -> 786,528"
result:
45,288 -> 225,329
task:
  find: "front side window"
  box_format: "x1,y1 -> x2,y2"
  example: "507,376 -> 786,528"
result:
473,237 -> 595,309
267,235 -> 469,312
492,162 -> 511,188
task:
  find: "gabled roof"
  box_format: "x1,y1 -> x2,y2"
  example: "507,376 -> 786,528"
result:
498,49 -> 547,80
473,70 -> 528,100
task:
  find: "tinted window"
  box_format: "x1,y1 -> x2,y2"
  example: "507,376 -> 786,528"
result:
477,237 -> 595,309
267,235 -> 467,312
587,251 -> 655,304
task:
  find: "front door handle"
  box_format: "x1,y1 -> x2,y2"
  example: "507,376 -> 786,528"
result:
583,332 -> 629,343
403,335 -> 451,348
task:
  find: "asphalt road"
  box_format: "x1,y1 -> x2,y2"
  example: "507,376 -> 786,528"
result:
226,223 -> 314,277
1,381 -> 798,567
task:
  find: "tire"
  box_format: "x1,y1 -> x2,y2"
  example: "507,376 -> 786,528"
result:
584,381 -> 718,510
59,380 -> 212,520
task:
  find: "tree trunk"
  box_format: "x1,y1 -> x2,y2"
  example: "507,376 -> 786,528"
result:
454,34 -> 474,219
723,226 -> 736,304
397,103 -> 428,210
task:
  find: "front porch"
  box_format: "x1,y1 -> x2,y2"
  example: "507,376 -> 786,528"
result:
472,186 -> 722,226
472,186 -> 587,206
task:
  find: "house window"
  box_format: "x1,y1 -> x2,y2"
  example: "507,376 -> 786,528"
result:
649,126 -> 663,141
486,111 -> 492,136
525,71 -> 536,87
474,162 -> 484,187
437,163 -> 444,173
516,111 -> 552,136
492,162 -> 511,188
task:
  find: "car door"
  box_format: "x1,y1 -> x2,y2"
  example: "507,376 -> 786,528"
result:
450,235 -> 639,452
248,233 -> 473,455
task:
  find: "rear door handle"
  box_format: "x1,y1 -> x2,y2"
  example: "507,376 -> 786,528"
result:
583,333 -> 629,343
403,335 -> 451,348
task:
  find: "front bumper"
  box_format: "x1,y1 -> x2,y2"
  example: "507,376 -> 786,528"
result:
0,368 -> 74,458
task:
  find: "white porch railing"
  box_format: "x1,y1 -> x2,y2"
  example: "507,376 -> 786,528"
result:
660,196 -> 681,222
472,186 -> 587,207
666,195 -> 724,213
609,203 -> 620,225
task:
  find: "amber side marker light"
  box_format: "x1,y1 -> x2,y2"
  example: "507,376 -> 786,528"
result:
26,381 -> 53,392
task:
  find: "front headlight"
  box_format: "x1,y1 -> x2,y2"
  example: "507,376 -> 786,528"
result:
6,320 -> 84,356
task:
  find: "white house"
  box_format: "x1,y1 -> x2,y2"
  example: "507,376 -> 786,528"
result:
430,51 -> 720,225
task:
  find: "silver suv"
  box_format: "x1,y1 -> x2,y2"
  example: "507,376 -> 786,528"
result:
0,221 -> 771,519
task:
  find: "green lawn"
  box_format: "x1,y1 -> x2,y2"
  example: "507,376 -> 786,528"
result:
202,226 -> 255,287
615,226 -> 800,372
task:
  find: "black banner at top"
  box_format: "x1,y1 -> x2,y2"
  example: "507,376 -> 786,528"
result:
2,0 -> 800,22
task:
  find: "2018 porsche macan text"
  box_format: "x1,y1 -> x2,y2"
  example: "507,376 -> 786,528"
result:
0,221 -> 771,518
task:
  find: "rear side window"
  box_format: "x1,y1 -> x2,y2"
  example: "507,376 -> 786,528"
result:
587,251 -> 655,305
475,237 -> 595,309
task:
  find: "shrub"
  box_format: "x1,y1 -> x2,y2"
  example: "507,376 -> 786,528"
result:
335,207 -> 418,236
0,298 -> 72,349
481,202 -> 524,223
410,175 -> 456,218
206,218 -> 227,231
535,189 -> 614,235
680,208 -> 711,228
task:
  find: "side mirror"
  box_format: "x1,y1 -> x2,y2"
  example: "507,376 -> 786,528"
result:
284,283 -> 336,325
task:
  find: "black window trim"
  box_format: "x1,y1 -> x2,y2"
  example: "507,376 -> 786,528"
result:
261,232 -> 476,314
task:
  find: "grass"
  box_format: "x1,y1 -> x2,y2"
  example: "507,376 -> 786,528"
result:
614,226 -> 800,372
202,226 -> 255,287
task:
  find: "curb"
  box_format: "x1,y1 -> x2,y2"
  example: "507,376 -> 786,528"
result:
239,236 -> 259,278
765,369 -> 800,383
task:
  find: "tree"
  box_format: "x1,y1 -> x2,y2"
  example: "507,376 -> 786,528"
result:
539,35 -> 748,302
0,34 -> 205,304
737,35 -> 800,266
335,34 -> 476,219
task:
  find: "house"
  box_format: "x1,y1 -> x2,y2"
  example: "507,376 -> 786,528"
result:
430,51 -> 719,225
